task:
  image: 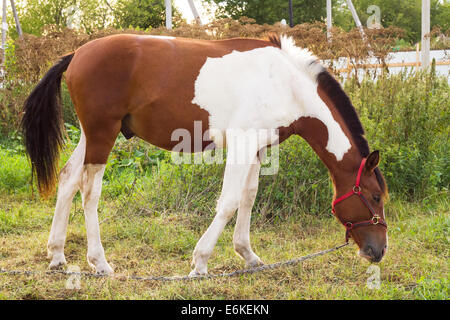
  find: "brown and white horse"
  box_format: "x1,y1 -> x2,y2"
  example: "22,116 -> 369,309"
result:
21,34 -> 388,275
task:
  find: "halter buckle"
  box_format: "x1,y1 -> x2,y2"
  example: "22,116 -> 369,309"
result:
352,185 -> 361,193
371,215 -> 380,225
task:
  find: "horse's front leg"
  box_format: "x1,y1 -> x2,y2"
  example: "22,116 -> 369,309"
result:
233,159 -> 263,267
190,134 -> 259,276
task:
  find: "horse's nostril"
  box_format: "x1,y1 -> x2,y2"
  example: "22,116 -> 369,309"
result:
360,245 -> 384,262
364,245 -> 384,262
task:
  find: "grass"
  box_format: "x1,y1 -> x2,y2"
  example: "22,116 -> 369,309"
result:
0,191 -> 448,300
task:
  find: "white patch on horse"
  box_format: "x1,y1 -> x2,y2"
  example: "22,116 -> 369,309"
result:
48,127 -> 86,269
190,132 -> 261,276
144,35 -> 175,40
80,163 -> 113,274
192,38 -> 351,161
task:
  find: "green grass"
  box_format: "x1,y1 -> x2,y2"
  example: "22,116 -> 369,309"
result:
0,193 -> 448,300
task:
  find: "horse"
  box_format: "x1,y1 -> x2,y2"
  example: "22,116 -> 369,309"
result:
21,34 -> 388,276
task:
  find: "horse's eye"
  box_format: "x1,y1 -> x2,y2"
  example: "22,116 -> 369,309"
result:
372,194 -> 381,203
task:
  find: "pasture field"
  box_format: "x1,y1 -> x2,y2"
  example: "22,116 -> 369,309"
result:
0,70 -> 448,300
0,186 -> 447,299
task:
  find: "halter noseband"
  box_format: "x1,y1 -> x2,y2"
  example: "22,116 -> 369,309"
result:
331,158 -> 387,243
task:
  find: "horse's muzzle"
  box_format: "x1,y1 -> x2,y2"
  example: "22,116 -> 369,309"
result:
359,244 -> 387,263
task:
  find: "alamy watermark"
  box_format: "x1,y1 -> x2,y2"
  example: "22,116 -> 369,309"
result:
366,265 -> 381,289
65,264 -> 81,290
170,121 -> 280,175
367,5 -> 382,29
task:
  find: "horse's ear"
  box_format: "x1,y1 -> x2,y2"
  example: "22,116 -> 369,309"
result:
365,150 -> 380,173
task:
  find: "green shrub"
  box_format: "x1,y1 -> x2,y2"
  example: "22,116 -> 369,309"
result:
346,67 -> 449,199
0,146 -> 31,194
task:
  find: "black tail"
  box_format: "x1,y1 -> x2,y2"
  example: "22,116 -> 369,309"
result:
21,53 -> 74,197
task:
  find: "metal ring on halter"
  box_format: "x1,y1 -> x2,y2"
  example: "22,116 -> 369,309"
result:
371,215 -> 380,225
345,222 -> 353,229
352,185 -> 361,193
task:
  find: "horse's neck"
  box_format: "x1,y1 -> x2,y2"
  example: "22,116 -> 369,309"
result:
289,117 -> 362,188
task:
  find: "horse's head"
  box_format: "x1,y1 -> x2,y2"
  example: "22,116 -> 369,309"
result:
332,151 -> 388,263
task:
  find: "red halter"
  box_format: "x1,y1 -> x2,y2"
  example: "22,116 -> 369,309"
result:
331,158 -> 387,243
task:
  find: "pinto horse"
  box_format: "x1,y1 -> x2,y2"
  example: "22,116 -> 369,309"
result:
21,34 -> 388,275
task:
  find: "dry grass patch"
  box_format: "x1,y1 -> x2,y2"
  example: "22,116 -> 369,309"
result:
0,194 -> 447,300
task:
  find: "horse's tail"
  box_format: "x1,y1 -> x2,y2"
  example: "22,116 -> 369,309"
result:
21,53 -> 75,198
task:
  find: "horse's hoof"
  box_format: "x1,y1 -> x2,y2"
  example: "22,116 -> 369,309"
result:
246,258 -> 264,268
94,262 -> 114,275
49,257 -> 67,270
189,269 -> 208,277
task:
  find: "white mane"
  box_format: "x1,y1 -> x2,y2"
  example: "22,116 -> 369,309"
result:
278,35 -> 325,81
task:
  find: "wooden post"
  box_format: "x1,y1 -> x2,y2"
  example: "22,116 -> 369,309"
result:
289,0 -> 293,27
188,0 -> 202,25
10,0 -> 22,38
346,0 -> 366,41
421,0 -> 430,69
165,0 -> 172,29
327,0 -> 332,40
416,43 -> 420,69
1,0 -> 7,72
346,56 -> 351,76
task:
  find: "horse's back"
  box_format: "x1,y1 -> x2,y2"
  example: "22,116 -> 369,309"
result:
65,34 -> 277,151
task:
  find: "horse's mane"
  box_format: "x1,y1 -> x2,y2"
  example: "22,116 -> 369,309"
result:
315,71 -> 369,156
268,34 -> 387,194
316,71 -> 388,195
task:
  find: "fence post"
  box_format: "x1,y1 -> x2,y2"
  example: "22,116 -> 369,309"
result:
1,0 -> 7,76
416,43 -> 420,69
289,0 -> 293,27
421,0 -> 430,69
327,0 -> 332,41
10,0 -> 21,38
165,0 -> 172,30
346,0 -> 366,41
188,0 -> 202,25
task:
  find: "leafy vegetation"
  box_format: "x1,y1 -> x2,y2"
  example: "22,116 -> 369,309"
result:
8,0 -> 183,36
205,0 -> 450,44
203,0 -> 327,25
9,0 -> 114,36
113,0 -> 183,30
335,0 -> 450,43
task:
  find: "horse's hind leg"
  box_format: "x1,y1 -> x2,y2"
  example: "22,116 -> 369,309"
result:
79,119 -> 121,274
80,163 -> 111,273
48,128 -> 86,269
